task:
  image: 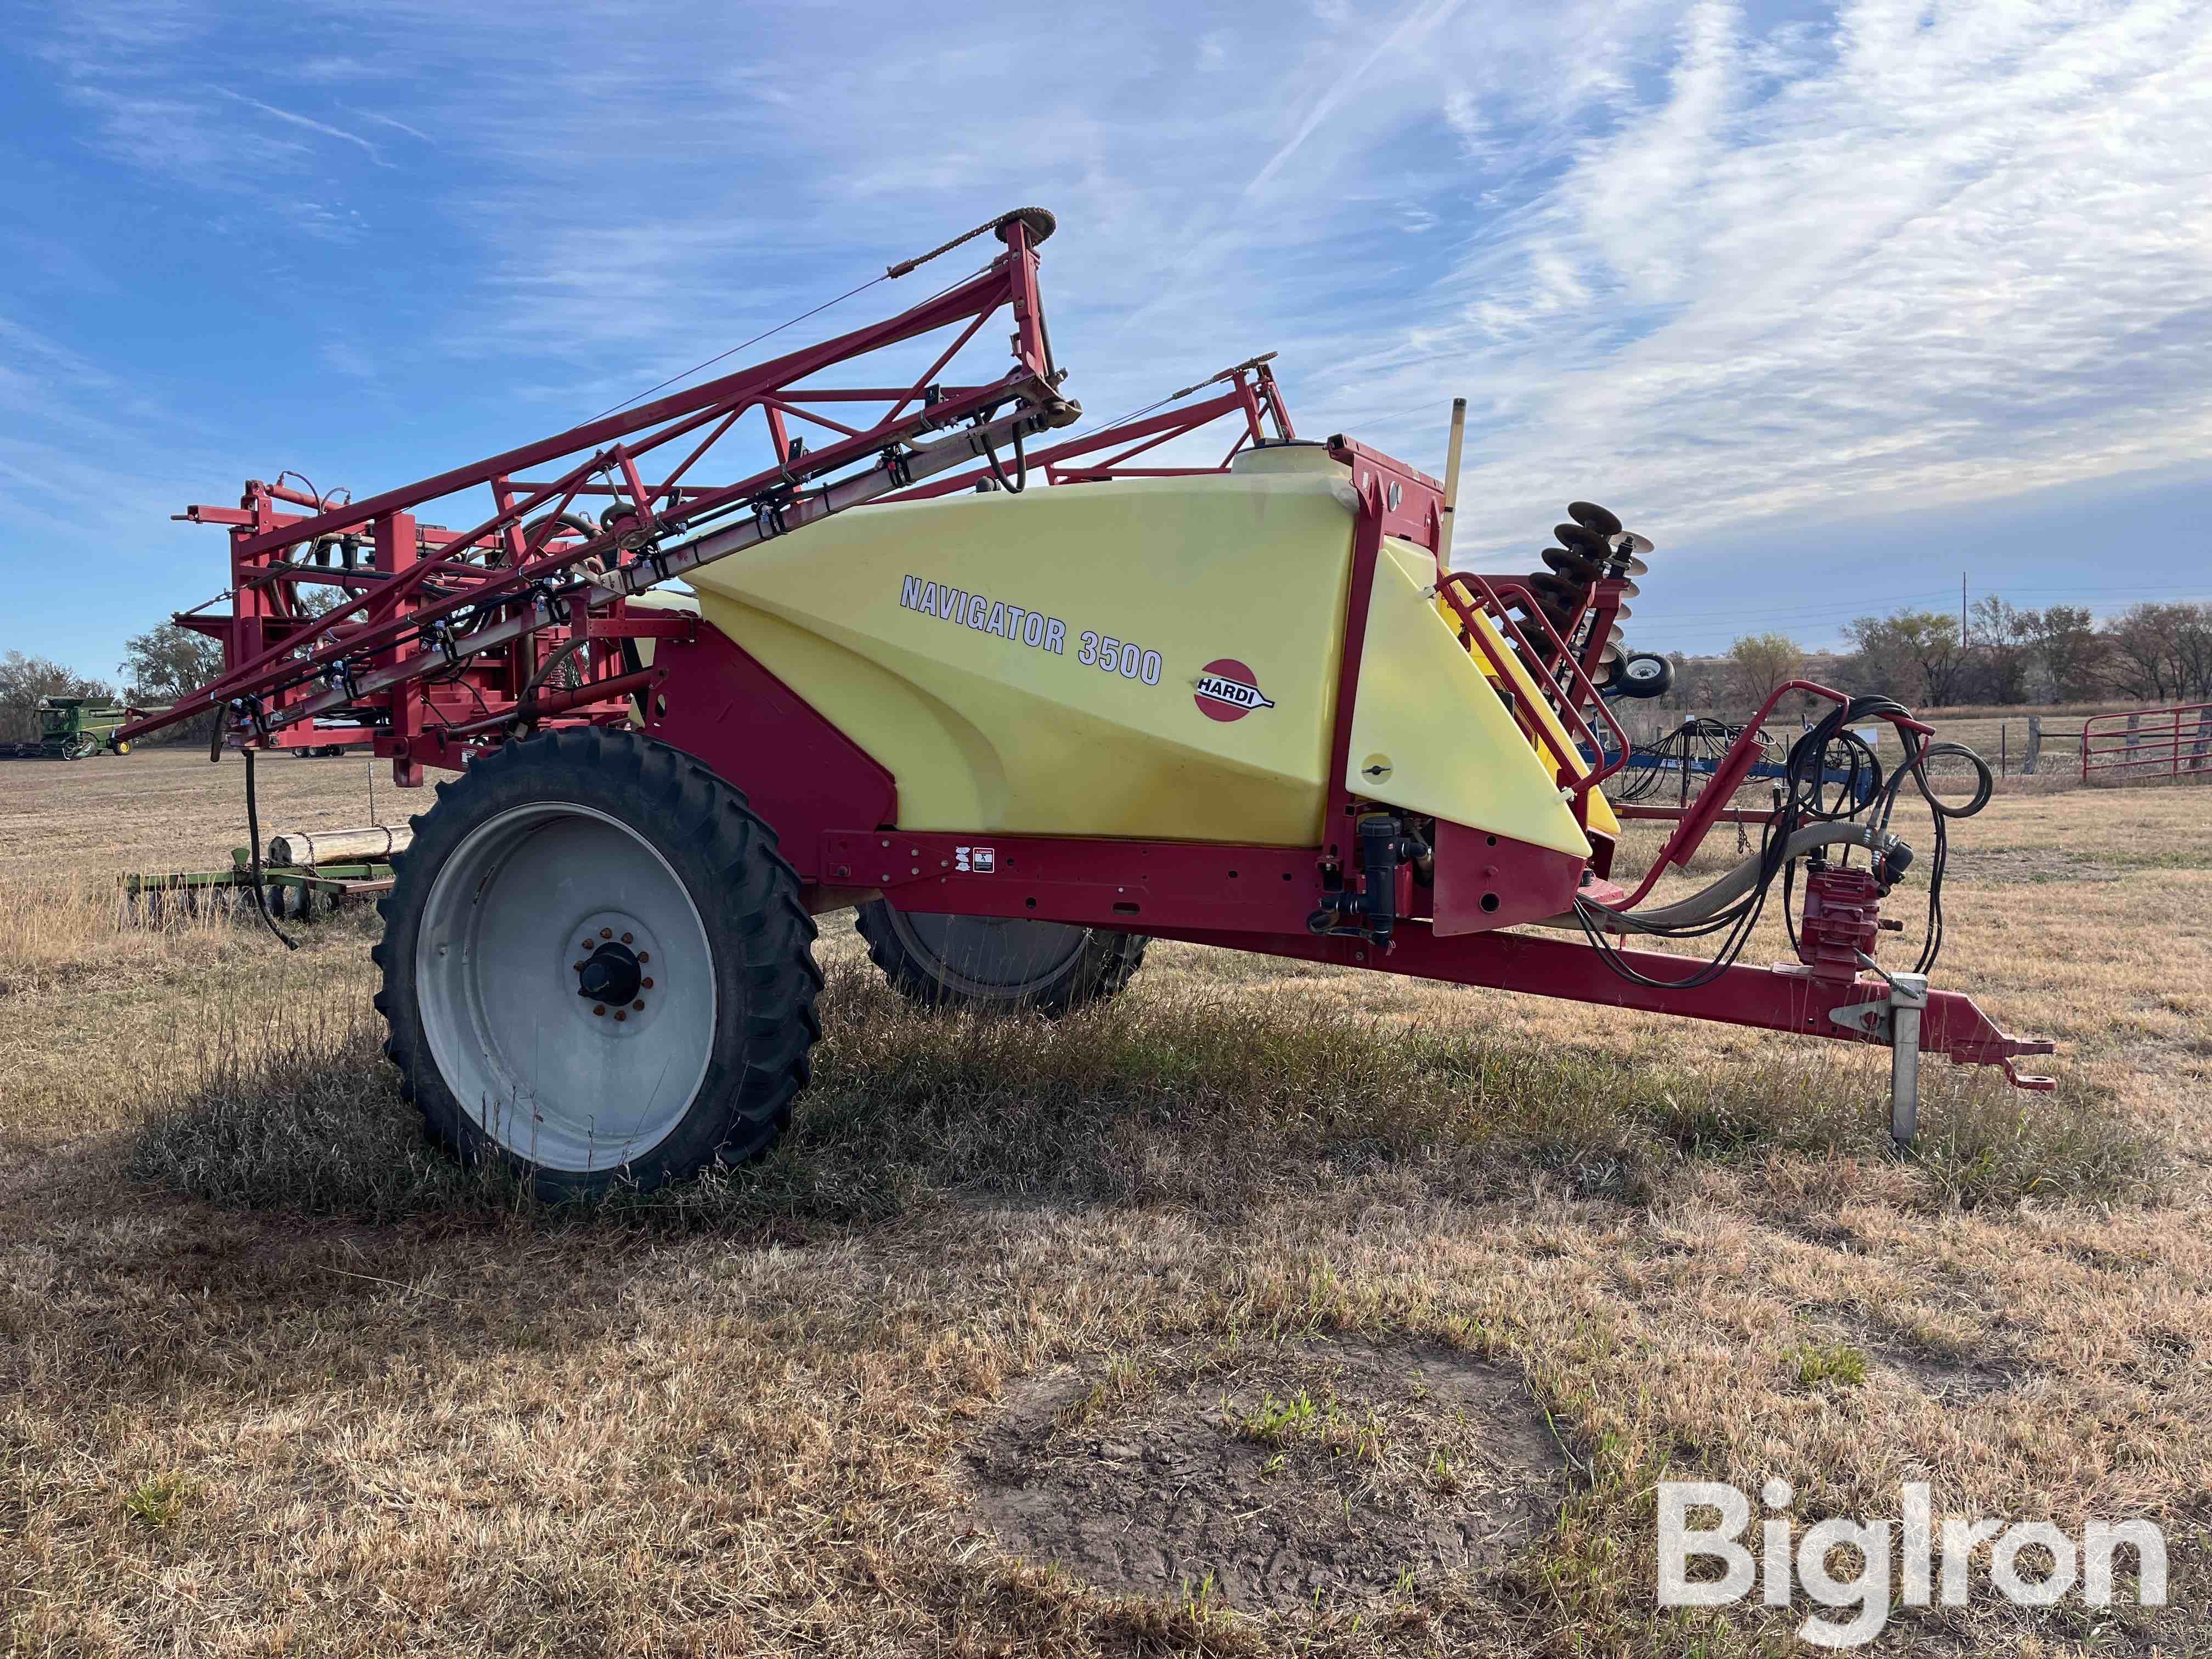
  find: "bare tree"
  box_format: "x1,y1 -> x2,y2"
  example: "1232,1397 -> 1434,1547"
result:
2097,603 -> 2210,703
1843,611 -> 1970,707
1967,596 -> 2036,704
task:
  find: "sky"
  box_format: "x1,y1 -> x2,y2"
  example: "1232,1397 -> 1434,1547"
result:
3,0 -> 2209,683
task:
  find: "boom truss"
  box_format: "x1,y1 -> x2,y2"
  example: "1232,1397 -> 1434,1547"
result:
123,208 -> 1293,783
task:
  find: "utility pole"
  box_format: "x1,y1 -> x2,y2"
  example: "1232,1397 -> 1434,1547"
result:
1961,572 -> 1968,644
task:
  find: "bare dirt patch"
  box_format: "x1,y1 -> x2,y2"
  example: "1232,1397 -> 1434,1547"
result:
963,1339 -> 1566,1613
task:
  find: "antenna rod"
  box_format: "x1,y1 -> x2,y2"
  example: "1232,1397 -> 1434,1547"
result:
1438,397 -> 1468,568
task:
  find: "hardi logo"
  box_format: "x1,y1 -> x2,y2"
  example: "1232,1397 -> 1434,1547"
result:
1194,659 -> 1276,722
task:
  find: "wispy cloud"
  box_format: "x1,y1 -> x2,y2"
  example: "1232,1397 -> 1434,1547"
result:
1244,0 -> 1471,197
210,88 -> 392,166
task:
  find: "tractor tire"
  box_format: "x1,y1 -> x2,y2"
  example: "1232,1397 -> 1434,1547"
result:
112,738 -> 132,756
374,727 -> 821,1198
854,901 -> 1146,1015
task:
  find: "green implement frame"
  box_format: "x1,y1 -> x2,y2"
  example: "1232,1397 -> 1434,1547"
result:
122,849 -> 396,922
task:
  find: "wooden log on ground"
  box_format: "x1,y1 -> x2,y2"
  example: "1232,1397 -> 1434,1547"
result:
266,824 -> 411,868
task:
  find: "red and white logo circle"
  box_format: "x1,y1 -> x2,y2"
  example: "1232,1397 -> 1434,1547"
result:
1194,658 -> 1276,722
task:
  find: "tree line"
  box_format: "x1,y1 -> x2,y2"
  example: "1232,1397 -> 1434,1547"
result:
0,624 -> 224,745
1658,600 -> 2212,713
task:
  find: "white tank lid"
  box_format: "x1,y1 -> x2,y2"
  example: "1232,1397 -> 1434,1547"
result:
1228,441 -> 1349,476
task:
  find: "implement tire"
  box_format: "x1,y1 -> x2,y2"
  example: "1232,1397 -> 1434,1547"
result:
854,902 -> 1146,1015
374,727 -> 820,1198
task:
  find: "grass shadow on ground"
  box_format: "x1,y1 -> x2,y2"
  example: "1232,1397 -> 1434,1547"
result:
128,961 -> 2158,1233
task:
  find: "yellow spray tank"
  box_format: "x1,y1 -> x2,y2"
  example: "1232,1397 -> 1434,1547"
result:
683,442 -> 1612,859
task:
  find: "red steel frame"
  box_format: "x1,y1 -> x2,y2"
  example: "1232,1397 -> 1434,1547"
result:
125,210 -> 2051,1094
2081,702 -> 2212,782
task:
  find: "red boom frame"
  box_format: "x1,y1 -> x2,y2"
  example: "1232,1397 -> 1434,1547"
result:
126,210 -> 2052,1104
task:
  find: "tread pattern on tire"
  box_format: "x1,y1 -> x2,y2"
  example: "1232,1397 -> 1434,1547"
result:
371,727 -> 821,1197
853,900 -> 1146,1017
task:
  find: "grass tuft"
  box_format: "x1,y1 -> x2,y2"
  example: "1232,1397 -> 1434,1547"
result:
1786,1340 -> 1869,1389
120,1472 -> 191,1530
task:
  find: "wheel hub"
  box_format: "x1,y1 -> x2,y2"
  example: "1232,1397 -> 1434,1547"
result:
575,941 -> 642,1005
567,911 -> 664,1027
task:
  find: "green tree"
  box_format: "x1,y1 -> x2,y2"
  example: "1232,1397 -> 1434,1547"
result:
120,623 -> 226,744
2027,603 -> 2103,703
1725,631 -> 1804,708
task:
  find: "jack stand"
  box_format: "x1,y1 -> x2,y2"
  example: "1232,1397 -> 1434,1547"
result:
1828,962 -> 1931,1146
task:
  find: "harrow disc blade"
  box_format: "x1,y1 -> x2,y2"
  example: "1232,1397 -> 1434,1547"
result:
1621,555 -> 1649,578
1542,546 -> 1606,583
1528,572 -> 1582,608
1567,501 -> 1623,536
1611,531 -> 1654,562
1555,523 -> 1611,560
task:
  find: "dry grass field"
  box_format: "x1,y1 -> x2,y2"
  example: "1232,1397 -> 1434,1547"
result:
3,746 -> 2208,1655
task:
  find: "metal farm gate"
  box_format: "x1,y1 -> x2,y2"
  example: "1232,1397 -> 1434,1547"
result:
2081,702 -> 2212,782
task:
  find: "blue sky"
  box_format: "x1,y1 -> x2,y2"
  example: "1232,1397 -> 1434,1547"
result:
4,0 -> 2209,682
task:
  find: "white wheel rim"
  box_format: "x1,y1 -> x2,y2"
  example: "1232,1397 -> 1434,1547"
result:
416,803 -> 717,1173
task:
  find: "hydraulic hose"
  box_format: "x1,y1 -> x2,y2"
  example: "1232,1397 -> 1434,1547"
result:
244,747 -> 298,951
1580,822 -> 1898,934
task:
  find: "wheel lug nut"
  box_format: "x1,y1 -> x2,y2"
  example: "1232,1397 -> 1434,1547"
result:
632,1000 -> 644,1011
641,977 -> 653,989
622,933 -> 633,944
600,928 -> 612,939
592,1005 -> 606,1016
614,1010 -> 627,1022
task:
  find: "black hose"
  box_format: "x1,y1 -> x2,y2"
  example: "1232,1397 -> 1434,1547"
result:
1579,692 -> 1992,988
244,747 -> 298,951
979,421 -> 1028,493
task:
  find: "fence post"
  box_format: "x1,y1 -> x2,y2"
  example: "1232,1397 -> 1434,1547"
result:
2000,722 -> 2008,775
2023,716 -> 2041,775
2193,707 -> 2212,773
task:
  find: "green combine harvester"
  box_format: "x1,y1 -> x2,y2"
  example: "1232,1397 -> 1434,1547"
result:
4,696 -> 140,760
